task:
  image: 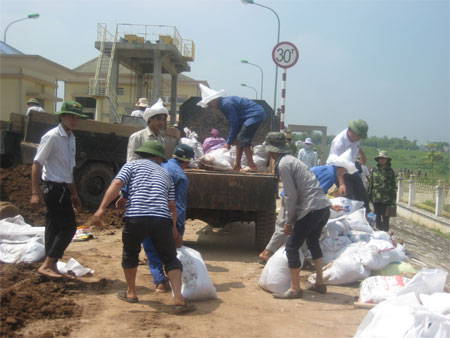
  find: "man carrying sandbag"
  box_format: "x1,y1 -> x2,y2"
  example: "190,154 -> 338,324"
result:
264,132 -> 342,298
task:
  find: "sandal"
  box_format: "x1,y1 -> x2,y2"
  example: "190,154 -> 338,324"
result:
308,284 -> 327,294
117,290 -> 139,303
173,302 -> 196,314
273,289 -> 303,299
155,280 -> 170,293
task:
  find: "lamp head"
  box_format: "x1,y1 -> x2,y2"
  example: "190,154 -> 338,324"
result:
241,83 -> 247,87
241,0 -> 255,4
241,59 -> 248,64
28,13 -> 40,19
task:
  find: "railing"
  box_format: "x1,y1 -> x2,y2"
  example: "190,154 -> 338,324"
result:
397,174 -> 449,218
99,23 -> 194,61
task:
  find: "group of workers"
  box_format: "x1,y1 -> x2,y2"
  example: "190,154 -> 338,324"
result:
29,83 -> 396,311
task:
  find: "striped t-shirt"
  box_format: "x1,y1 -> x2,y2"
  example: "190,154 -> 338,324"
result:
115,159 -> 175,218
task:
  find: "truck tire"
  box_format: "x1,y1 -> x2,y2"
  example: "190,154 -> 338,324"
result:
76,162 -> 115,208
255,208 -> 275,251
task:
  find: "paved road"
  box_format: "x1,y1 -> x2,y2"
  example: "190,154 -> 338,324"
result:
390,217 -> 450,287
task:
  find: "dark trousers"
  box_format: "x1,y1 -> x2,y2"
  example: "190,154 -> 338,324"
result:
373,203 -> 390,231
285,207 -> 330,269
42,181 -> 77,260
343,173 -> 370,212
122,216 -> 182,272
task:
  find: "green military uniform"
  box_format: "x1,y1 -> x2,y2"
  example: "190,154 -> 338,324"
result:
367,151 -> 397,231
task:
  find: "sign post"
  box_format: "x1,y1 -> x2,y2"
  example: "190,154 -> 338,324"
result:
272,41 -> 299,133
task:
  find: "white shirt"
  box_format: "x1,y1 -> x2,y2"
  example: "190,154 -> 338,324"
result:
297,148 -> 318,168
26,106 -> 46,116
131,109 -> 144,117
327,128 -> 360,164
126,126 -> 165,162
34,124 -> 76,183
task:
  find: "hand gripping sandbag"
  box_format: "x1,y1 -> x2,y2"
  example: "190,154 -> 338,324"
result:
259,246 -> 304,294
176,246 -> 217,300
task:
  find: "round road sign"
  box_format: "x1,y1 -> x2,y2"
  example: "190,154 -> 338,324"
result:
272,41 -> 299,69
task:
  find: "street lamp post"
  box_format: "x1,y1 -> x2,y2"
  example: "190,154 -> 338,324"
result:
241,59 -> 263,100
241,83 -> 258,100
3,13 -> 40,43
241,0 -> 280,130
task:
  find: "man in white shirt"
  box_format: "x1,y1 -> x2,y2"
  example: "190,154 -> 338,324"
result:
327,119 -> 370,211
130,98 -> 149,118
26,98 -> 46,116
30,100 -> 88,279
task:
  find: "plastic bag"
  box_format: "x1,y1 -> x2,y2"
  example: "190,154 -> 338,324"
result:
177,246 -> 217,300
327,149 -> 358,174
329,197 -> 364,219
359,275 -> 411,303
57,258 -> 94,276
180,127 -> 204,164
396,268 -> 448,298
198,148 -> 233,171
259,246 -> 304,294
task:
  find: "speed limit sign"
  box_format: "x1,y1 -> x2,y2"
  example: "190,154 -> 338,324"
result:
272,41 -> 299,69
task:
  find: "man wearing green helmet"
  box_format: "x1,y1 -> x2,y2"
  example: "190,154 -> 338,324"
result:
327,119 -> 370,212
30,100 -> 88,278
26,98 -> 46,116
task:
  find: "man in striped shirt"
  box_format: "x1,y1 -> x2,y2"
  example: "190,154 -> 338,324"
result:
93,141 -> 195,313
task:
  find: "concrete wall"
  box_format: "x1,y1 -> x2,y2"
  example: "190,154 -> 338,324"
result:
397,202 -> 450,235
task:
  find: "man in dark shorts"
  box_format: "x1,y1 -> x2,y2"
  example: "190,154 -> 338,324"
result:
93,141 -> 194,313
264,132 -> 343,299
197,84 -> 266,171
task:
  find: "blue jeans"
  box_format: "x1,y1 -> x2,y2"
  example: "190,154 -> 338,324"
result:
142,226 -> 184,285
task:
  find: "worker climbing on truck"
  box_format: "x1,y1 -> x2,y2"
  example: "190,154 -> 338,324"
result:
197,84 -> 266,171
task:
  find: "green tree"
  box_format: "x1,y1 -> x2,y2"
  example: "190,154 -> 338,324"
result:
424,143 -> 444,178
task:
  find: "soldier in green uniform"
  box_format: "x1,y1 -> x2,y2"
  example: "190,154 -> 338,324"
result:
367,151 -> 397,231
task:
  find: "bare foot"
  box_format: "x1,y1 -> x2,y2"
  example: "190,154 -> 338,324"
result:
232,166 -> 241,172
38,266 -> 63,279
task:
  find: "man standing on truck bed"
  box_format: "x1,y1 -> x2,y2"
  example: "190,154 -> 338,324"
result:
127,98 -> 168,162
30,100 -> 88,278
197,84 -> 266,171
130,98 -> 149,118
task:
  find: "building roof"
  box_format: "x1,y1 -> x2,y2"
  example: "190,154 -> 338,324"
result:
0,41 -> 24,55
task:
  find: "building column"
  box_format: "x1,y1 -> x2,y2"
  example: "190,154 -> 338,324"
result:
397,173 -> 404,204
153,50 -> 162,102
136,74 -> 143,100
408,175 -> 416,207
170,74 -> 178,126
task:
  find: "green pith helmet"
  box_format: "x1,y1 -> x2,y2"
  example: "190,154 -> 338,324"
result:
348,119 -> 368,139
264,132 -> 291,154
54,101 -> 88,119
134,141 -> 167,162
27,98 -> 40,105
375,150 -> 391,161
173,144 -> 194,162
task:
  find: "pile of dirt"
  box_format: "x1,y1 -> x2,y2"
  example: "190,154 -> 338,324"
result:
0,164 -> 124,232
0,263 -> 81,337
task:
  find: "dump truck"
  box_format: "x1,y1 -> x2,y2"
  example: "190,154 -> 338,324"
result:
179,97 -> 279,250
14,111 -> 179,207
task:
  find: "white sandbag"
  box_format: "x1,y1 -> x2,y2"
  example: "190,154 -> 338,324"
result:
419,293 -> 450,315
344,208 -> 373,233
198,148 -> 233,171
177,246 -> 217,300
259,246 -> 304,294
370,230 -> 393,243
327,149 -> 358,174
0,215 -> 45,263
321,252 -> 370,285
57,258 -> 94,277
322,219 -> 349,239
329,197 -> 364,216
359,275 -> 411,304
360,240 -> 406,271
347,230 -> 371,243
320,236 -> 352,265
396,268 -> 448,298
251,145 -> 270,171
355,292 -> 450,338
180,127 -> 204,163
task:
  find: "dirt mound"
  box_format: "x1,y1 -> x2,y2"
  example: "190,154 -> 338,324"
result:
0,263 -> 81,337
0,164 -> 124,232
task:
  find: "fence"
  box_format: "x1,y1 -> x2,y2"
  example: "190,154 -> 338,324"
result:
397,174 -> 449,218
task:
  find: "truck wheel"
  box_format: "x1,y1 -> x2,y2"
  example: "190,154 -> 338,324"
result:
76,163 -> 115,208
255,208 -> 275,251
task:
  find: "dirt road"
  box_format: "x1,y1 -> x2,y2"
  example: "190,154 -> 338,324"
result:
1,165 -> 449,337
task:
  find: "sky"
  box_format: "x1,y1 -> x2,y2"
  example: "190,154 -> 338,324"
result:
1,0 -> 449,145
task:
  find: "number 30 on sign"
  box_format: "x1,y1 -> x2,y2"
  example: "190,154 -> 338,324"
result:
272,41 -> 299,69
